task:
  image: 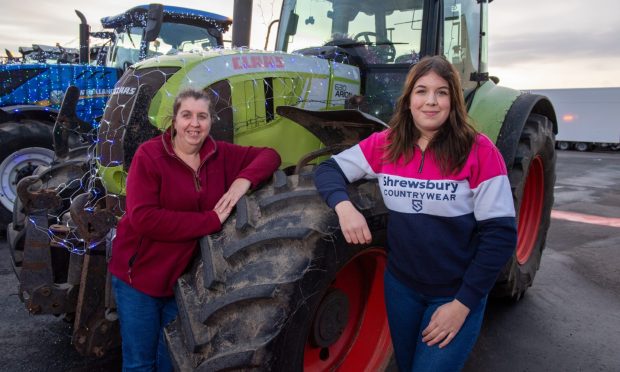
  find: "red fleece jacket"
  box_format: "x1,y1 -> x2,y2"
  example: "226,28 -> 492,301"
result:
108,130 -> 281,297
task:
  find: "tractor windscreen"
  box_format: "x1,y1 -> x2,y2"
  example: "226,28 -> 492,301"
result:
442,0 -> 484,89
276,0 -> 424,64
107,23 -> 221,70
153,22 -> 221,54
107,27 -> 144,69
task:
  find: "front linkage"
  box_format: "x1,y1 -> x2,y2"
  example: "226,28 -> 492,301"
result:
11,85 -> 120,357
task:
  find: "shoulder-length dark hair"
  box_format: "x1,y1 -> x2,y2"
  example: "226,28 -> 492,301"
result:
385,55 -> 477,175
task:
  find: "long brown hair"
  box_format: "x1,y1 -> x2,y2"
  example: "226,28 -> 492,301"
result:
385,55 -> 477,175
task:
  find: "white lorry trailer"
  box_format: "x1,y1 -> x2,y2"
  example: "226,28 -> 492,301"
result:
529,87 -> 620,151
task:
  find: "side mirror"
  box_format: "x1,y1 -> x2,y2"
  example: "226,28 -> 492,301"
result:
144,4 -> 164,42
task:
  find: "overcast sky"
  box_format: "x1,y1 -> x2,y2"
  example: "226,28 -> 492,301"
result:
1,0 -> 618,89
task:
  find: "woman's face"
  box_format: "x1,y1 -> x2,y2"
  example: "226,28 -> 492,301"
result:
173,97 -> 212,148
409,70 -> 451,137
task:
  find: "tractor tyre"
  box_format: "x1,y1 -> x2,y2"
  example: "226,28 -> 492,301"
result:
0,120 -> 56,231
165,169 -> 394,371
493,113 -> 556,301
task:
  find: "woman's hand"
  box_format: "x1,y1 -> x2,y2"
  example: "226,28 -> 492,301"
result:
214,178 -> 252,223
421,299 -> 470,348
334,200 -> 372,244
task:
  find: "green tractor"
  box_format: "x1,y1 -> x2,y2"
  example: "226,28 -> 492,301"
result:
9,0 -> 556,368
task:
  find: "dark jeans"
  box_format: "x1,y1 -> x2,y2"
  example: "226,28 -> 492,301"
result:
112,275 -> 178,372
384,269 -> 487,372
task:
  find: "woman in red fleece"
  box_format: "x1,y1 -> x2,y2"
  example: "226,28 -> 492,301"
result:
109,88 -> 281,371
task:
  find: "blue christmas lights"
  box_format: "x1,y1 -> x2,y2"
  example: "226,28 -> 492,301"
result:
19,47 -> 355,254
0,62 -> 118,126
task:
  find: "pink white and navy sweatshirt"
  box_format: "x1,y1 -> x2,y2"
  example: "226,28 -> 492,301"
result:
314,130 -> 517,310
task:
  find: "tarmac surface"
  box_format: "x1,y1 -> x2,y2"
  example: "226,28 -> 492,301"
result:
0,150 -> 619,371
465,150 -> 620,371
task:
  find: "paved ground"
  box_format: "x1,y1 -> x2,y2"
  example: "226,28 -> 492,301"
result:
0,267 -> 121,371
0,150 -> 618,371
465,150 -> 620,371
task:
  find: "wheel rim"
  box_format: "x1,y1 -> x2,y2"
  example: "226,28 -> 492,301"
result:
558,142 -> 569,151
516,155 -> 545,264
0,147 -> 55,212
304,248 -> 391,371
575,143 -> 588,152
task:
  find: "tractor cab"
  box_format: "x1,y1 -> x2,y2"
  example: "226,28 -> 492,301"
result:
273,0 -> 485,120
99,5 -> 232,70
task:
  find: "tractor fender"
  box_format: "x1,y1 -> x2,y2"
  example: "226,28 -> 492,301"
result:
0,104 -> 58,125
468,81 -> 521,143
275,106 -> 388,171
496,93 -> 557,169
467,81 -> 557,169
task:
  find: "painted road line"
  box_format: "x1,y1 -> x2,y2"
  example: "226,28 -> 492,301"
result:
551,210 -> 620,228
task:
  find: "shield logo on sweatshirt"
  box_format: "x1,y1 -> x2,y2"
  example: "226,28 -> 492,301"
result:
412,199 -> 423,212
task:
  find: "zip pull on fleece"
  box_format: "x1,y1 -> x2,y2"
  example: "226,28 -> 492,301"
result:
194,173 -> 202,191
418,149 -> 425,173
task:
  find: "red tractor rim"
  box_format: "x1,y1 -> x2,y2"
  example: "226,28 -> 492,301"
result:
303,248 -> 392,371
516,156 -> 545,264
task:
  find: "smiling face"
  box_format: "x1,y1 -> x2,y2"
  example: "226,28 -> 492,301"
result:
409,70 -> 451,138
172,97 -> 212,151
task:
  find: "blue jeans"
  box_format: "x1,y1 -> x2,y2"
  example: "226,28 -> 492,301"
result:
112,275 -> 178,372
384,269 -> 487,372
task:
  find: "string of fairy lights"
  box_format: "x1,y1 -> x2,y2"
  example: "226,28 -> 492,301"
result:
18,46 -> 365,255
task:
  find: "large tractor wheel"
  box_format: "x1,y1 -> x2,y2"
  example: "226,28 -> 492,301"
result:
0,120 -> 56,230
166,169 -> 394,371
493,113 -> 556,300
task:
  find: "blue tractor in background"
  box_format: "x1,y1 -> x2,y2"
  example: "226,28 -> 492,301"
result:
0,4 -> 231,230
